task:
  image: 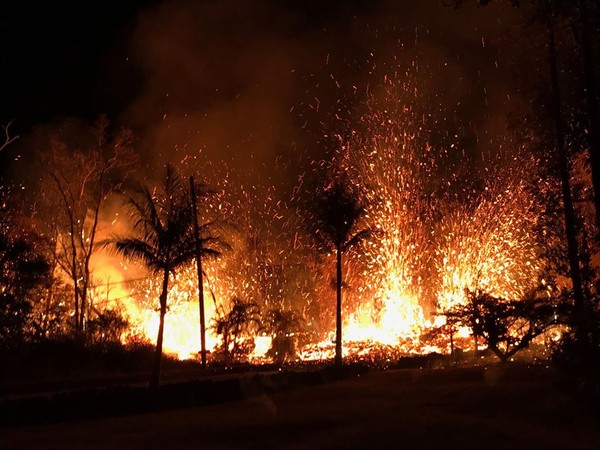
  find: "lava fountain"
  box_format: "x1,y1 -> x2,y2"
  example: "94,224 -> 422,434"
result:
98,68 -> 550,362
306,72 -> 550,357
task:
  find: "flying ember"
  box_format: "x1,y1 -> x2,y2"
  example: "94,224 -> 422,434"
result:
97,69 -> 548,363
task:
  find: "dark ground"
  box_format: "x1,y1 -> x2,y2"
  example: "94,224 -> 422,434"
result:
1,366 -> 599,450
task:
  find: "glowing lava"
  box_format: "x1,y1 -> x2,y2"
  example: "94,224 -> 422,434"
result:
92,69 -> 550,363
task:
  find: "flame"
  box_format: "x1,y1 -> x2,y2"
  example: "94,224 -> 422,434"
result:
81,70 -> 551,363
294,73 -> 548,360
436,174 -> 544,311
94,158 -> 546,362
125,265 -> 222,360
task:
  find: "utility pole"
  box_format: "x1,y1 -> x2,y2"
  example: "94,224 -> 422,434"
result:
190,176 -> 207,368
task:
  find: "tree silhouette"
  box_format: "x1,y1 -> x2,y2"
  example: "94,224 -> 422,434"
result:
212,297 -> 261,364
41,117 -> 135,337
312,178 -> 371,366
264,308 -> 303,364
444,288 -> 560,363
453,0 -> 597,360
110,164 -> 198,389
0,212 -> 50,348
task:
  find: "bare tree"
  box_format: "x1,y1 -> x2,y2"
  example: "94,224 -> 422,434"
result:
40,117 -> 135,337
0,121 -> 19,153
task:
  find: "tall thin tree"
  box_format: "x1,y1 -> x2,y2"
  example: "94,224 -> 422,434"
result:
576,0 -> 600,236
189,176 -> 207,368
312,179 -> 371,366
110,165 -> 196,389
547,10 -> 587,346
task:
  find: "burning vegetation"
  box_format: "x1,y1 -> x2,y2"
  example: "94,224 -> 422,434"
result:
0,79 -> 569,371
1,0 -> 599,391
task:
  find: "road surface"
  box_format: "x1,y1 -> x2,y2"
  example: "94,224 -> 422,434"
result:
2,367 -> 599,449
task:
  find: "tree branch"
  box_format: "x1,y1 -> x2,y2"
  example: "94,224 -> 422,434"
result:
0,121 -> 19,152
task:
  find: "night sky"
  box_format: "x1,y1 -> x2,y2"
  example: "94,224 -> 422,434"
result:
1,1 -> 388,127
1,0 -> 160,125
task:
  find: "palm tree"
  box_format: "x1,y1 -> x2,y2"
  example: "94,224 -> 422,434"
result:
111,165 -> 197,389
212,297 -> 261,364
312,179 -> 371,366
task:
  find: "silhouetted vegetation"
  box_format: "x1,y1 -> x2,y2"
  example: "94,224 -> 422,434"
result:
212,297 -> 261,364
109,164 -> 202,389
264,308 -> 303,364
310,177 -> 372,366
1,3 -> 600,426
0,207 -> 51,348
443,288 -> 562,363
454,0 -> 600,376
39,117 -> 135,337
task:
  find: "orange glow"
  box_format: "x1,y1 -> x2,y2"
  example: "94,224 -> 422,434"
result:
83,75 -> 550,363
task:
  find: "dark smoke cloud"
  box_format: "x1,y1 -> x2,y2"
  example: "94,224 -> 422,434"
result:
118,0 -> 538,190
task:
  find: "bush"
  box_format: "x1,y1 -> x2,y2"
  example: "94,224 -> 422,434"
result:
443,288 -> 560,363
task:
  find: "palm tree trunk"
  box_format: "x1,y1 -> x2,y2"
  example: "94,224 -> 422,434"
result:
335,242 -> 343,367
150,268 -> 169,390
197,256 -> 206,366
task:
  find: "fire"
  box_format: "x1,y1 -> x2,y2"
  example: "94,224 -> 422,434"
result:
125,264 -> 230,360
96,154 -> 546,362
436,172 -> 544,312
295,73 -> 549,359
83,68 -> 550,363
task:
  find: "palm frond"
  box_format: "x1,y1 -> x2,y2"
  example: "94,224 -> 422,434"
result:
163,164 -> 184,205
312,177 -> 368,250
113,238 -> 164,273
126,187 -> 164,237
